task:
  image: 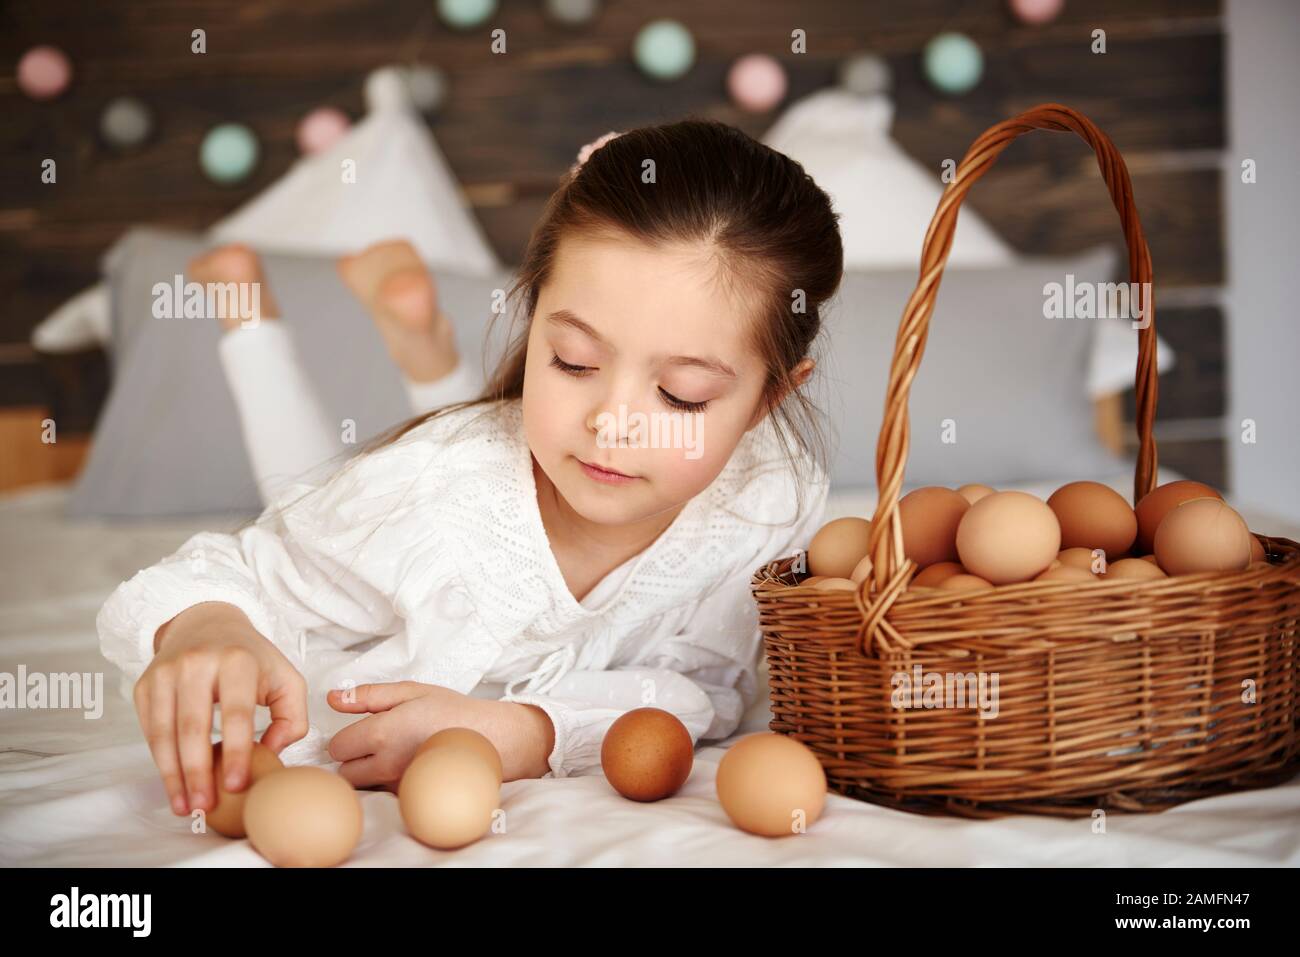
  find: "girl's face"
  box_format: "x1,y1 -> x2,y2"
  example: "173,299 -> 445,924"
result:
522,232 -> 772,529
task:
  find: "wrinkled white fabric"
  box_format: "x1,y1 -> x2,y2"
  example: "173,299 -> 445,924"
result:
96,398 -> 828,777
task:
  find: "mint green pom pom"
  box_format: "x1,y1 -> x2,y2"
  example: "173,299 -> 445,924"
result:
200,124 -> 259,185
634,19 -> 695,81
438,0 -> 496,30
923,32 -> 983,95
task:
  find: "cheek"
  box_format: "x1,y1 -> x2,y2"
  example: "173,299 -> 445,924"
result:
523,356 -> 581,462
641,417 -> 739,488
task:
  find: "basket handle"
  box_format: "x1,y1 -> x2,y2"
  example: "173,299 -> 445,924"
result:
864,103 -> 1159,604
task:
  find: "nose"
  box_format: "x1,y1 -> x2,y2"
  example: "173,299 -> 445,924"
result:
587,398 -> 624,449
586,376 -> 644,448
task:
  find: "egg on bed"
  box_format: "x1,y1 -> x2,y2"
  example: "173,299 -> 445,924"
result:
206,740 -> 284,838
716,732 -> 826,837
243,766 -> 363,867
399,743 -> 500,850
601,708 -> 694,802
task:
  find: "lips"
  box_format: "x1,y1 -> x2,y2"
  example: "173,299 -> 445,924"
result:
578,457 -> 633,479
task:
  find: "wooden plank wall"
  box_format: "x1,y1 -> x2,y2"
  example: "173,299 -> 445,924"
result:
0,0 -> 1226,486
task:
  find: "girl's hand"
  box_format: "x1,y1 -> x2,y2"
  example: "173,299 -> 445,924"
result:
326,682 -> 554,789
138,601 -> 309,817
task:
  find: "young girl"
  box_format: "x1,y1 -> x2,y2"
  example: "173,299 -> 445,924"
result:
98,119 -> 843,819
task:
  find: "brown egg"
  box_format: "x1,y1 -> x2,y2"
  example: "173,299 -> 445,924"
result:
207,741 -> 284,838
415,727 -> 504,785
912,561 -> 964,588
244,766 -> 363,867
1034,565 -> 1097,582
956,491 -> 1061,585
1103,558 -> 1168,581
399,745 -> 500,849
798,576 -> 827,587
716,733 -> 826,837
938,573 -> 995,592
807,517 -> 872,578
1057,547 -> 1104,575
1249,534 -> 1266,563
849,552 -> 874,583
898,487 -> 970,569
1248,561 -> 1273,571
957,483 -> 996,505
1154,498 -> 1252,576
1046,481 -> 1137,559
1134,480 -> 1222,553
814,577 -> 858,591
1139,554 -> 1160,565
600,708 -> 693,802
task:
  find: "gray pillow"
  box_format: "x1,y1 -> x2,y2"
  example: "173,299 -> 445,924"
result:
818,246 -> 1125,490
72,227 -> 1120,517
70,227 -> 513,518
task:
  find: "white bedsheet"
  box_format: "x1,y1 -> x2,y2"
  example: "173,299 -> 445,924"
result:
2,478 -> 1298,867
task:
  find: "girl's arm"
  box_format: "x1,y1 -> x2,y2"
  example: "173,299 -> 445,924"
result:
501,481 -> 830,778
98,417 -> 472,808
98,421 -> 463,687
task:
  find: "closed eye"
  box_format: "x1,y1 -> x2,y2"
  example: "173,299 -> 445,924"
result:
550,351 -> 711,413
549,352 -> 594,377
658,388 -> 709,414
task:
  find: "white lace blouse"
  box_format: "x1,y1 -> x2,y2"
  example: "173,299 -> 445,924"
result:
97,398 -> 829,777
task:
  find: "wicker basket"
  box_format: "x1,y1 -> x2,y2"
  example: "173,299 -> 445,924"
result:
750,103 -> 1300,818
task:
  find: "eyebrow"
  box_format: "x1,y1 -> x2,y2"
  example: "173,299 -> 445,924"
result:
545,309 -> 739,379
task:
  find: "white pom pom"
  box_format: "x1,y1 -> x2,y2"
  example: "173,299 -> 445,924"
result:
364,66 -> 411,113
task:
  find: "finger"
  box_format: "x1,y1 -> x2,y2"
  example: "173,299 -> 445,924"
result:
176,657 -> 217,812
138,675 -> 188,816
328,681 -> 424,714
325,686 -> 366,713
326,713 -> 382,763
336,754 -> 393,791
216,652 -> 258,792
260,668 -> 309,754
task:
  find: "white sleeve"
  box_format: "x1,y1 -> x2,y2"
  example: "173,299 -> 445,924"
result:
217,321 -> 342,504
96,428 -> 456,691
502,479 -> 830,779
401,357 -> 483,414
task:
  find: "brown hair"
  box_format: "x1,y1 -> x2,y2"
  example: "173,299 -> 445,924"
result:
367,117 -> 842,511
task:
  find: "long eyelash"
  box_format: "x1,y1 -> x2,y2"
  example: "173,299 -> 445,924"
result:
549,352 -> 593,377
659,388 -> 710,414
552,352 -> 709,413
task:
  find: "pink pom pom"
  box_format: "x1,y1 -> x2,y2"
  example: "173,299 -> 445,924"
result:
17,46 -> 72,101
727,54 -> 787,113
1008,0 -> 1065,26
295,107 -> 350,155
